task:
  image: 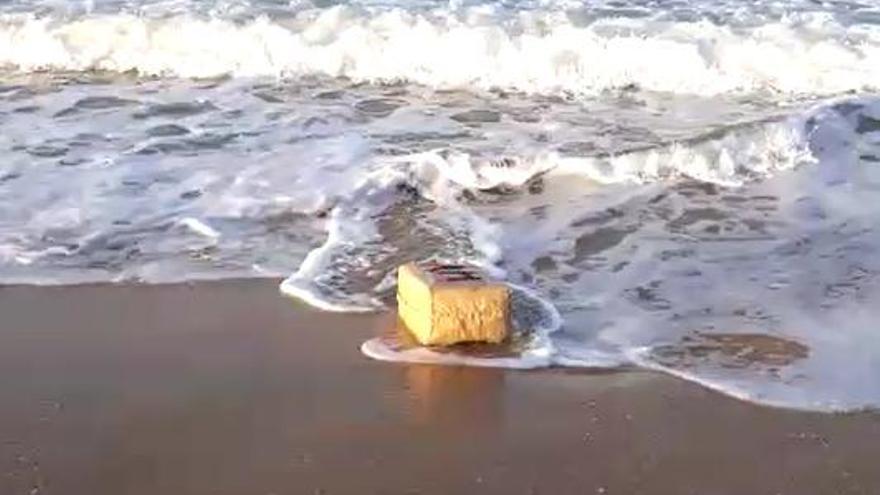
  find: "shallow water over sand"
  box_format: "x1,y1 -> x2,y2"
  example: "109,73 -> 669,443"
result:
3,0 -> 880,410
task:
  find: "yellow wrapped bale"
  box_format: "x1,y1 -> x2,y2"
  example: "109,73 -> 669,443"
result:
396,262 -> 510,346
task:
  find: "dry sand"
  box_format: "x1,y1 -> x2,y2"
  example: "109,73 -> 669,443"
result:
1,280 -> 879,495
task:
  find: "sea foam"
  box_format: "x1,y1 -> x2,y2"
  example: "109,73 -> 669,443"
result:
3,0 -> 880,411
278,96 -> 880,412
0,7 -> 879,96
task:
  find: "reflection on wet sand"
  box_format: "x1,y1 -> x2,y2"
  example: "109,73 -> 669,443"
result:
400,364 -> 506,429
372,313 -> 508,428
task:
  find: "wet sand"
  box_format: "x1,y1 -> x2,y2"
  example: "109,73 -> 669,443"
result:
1,280 -> 879,495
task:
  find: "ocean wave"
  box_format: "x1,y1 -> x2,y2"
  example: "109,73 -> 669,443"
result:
279,107 -> 816,313
5,44 -> 880,409
278,96 -> 880,411
1,7 -> 879,96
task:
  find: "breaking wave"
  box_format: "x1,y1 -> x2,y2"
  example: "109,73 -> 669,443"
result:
1,7 -> 880,96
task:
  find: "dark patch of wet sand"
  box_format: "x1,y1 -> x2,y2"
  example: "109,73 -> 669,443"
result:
1,280 -> 879,495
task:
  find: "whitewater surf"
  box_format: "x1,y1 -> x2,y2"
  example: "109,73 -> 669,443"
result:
2,0 -> 880,411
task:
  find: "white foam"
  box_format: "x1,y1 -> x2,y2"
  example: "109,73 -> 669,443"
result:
279,110 -> 817,311
288,96 -> 880,412
279,207 -> 388,312
178,217 -> 220,239
1,8 -> 879,96
555,117 -> 814,186
361,339 -> 553,368
543,98 -> 880,412
4,19 -> 880,410
279,163 -> 410,311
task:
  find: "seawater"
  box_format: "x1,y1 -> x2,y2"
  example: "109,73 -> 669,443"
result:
2,0 -> 880,411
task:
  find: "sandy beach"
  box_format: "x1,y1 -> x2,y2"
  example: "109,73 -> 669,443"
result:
0,279 -> 878,495
4,0 -> 880,491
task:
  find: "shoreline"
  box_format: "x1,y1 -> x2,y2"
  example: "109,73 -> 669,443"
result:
1,279 -> 879,494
